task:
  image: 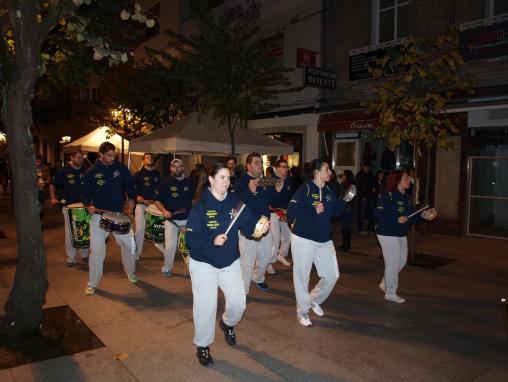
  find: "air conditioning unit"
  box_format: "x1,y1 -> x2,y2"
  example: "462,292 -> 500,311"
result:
468,108 -> 508,128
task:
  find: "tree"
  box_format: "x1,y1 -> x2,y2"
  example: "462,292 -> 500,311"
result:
0,0 -> 155,340
156,0 -> 294,156
363,27 -> 474,257
363,27 -> 474,162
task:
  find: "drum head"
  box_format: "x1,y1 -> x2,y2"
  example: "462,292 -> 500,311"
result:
67,203 -> 84,208
146,204 -> 164,216
103,211 -> 130,224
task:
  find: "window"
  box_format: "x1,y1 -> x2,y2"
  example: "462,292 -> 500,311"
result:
374,0 -> 410,43
487,0 -> 508,17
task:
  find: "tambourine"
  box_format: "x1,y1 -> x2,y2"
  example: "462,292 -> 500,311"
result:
252,215 -> 269,239
343,185 -> 356,202
421,208 -> 438,221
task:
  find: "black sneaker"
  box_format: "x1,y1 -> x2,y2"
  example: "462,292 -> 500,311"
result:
256,282 -> 269,292
219,319 -> 236,346
196,346 -> 214,367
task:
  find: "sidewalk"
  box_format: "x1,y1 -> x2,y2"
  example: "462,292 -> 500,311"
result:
1,194 -> 507,381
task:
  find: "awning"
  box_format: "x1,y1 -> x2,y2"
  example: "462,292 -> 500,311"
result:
318,111 -> 379,132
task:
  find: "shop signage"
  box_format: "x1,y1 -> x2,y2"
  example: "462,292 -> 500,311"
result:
296,47 -> 318,68
303,66 -> 336,90
459,15 -> 508,61
349,39 -> 406,81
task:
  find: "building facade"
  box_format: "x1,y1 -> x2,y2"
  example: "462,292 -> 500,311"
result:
321,0 -> 508,239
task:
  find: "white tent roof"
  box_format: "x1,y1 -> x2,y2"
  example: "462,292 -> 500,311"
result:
64,126 -> 129,152
129,112 -> 293,155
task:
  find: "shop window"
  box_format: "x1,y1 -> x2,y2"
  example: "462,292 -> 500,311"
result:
373,0 -> 410,43
487,0 -> 508,17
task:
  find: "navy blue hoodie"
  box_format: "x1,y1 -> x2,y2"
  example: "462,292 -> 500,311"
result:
270,176 -> 295,209
51,163 -> 85,204
154,176 -> 194,220
374,190 -> 421,237
185,188 -> 257,269
287,180 -> 346,243
232,172 -> 281,220
83,160 -> 135,213
133,167 -> 161,200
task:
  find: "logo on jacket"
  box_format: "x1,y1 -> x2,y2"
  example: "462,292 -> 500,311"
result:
113,170 -> 120,178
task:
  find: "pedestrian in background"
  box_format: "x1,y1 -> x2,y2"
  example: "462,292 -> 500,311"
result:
355,163 -> 376,234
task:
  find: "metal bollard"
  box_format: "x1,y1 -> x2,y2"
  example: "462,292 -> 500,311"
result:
502,298 -> 508,343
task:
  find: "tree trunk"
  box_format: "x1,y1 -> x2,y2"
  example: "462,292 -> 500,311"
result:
0,2 -> 49,340
227,115 -> 236,157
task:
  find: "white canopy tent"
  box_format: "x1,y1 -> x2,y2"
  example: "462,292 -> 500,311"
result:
128,112 -> 293,156
64,126 -> 129,153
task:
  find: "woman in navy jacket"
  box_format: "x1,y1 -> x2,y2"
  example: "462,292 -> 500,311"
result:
374,170 -> 436,303
287,159 -> 347,327
185,162 -> 268,367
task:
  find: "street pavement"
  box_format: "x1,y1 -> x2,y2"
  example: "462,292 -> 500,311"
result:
0,193 -> 507,382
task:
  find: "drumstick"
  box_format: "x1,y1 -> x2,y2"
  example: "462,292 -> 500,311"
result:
408,205 -> 430,219
318,173 -> 322,202
224,204 -> 246,236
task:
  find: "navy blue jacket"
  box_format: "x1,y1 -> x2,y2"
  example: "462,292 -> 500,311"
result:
154,176 -> 194,220
270,177 -> 295,209
133,167 -> 161,200
51,164 -> 85,204
83,160 -> 135,213
186,188 -> 257,269
374,190 -> 421,237
232,172 -> 281,220
287,180 -> 346,243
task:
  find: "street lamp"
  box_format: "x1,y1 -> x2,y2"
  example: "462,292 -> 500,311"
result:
0,132 -> 6,143
60,136 -> 71,144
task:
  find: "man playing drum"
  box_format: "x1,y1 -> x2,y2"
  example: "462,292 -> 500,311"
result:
154,158 -> 194,278
232,152 -> 283,294
133,153 -> 161,260
82,142 -> 137,295
267,159 -> 294,274
50,149 -> 89,266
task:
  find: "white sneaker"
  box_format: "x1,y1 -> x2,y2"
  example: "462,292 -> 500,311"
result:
266,264 -> 276,274
379,279 -> 385,293
297,313 -> 312,327
310,301 -> 324,317
384,294 -> 405,303
276,255 -> 291,266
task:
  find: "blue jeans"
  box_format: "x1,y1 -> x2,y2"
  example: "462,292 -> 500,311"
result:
357,197 -> 375,232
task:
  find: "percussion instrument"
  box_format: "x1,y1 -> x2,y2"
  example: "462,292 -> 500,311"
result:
421,207 -> 438,221
177,226 -> 189,254
66,203 -> 90,248
252,215 -> 269,239
270,207 -> 288,223
100,211 -> 131,234
257,177 -> 278,187
145,204 -> 165,242
343,184 -> 357,202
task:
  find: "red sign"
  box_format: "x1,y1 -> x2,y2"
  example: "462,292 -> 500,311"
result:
297,48 -> 317,68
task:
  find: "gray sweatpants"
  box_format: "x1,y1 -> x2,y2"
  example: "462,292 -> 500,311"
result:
269,212 -> 291,263
377,235 -> 408,296
239,231 -> 272,294
291,234 -> 339,316
88,214 -> 136,288
134,204 -> 147,258
155,219 -> 186,273
62,207 -> 89,263
190,258 -> 246,347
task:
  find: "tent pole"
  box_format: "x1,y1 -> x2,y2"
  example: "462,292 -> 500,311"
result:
127,151 -> 131,171
121,138 -> 125,164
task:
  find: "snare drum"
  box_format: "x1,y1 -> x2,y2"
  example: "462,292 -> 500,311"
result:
145,204 -> 165,242
100,211 -> 131,234
177,226 -> 189,254
67,203 -> 91,248
252,215 -> 269,239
